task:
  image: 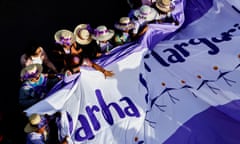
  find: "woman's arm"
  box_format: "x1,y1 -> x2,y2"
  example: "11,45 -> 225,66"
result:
41,48 -> 58,73
92,62 -> 114,78
71,42 -> 83,55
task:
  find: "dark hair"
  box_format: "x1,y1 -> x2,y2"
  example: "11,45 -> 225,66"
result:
67,54 -> 83,68
24,40 -> 41,57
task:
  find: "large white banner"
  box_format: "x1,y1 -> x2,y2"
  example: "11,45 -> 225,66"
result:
25,0 -> 240,143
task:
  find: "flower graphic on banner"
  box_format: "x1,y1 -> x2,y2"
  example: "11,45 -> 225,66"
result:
213,65 -> 236,86
196,74 -> 221,94
179,80 -> 198,98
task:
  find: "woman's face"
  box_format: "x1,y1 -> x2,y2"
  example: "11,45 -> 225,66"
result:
100,40 -> 108,43
62,43 -> 71,49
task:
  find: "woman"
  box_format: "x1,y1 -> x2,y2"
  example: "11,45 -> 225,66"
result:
51,29 -> 83,73
19,64 -> 61,109
24,113 -> 69,144
73,23 -> 102,60
20,40 -> 58,73
113,17 -> 135,45
92,25 -> 115,55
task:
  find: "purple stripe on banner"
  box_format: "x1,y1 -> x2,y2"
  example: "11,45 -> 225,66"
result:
46,73 -> 81,96
164,100 -> 240,144
67,111 -> 73,134
217,100 -> 240,122
94,41 -> 143,67
182,0 -> 213,28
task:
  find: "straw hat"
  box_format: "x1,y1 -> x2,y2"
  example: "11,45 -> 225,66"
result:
114,17 -> 135,31
20,64 -> 43,81
74,24 -> 93,45
134,5 -> 159,21
92,25 -> 115,41
24,113 -> 41,133
155,0 -> 172,13
54,29 -> 76,46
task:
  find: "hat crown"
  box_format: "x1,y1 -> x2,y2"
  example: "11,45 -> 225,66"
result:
94,25 -> 109,37
20,64 -> 43,81
140,5 -> 152,15
114,17 -> 134,31
157,0 -> 171,6
60,30 -> 73,40
79,29 -> 90,40
29,113 -> 41,125
156,0 -> 172,13
119,17 -> 130,24
27,65 -> 38,74
96,25 -> 107,32
134,4 -> 158,21
74,24 -> 93,45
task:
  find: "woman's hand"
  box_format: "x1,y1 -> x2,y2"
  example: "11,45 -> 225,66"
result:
103,70 -> 114,78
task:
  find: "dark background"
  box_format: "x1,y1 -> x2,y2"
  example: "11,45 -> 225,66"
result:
0,0 -> 131,143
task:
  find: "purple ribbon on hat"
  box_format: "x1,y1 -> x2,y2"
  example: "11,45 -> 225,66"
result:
22,70 -> 39,80
94,29 -> 109,37
119,22 -> 131,26
56,36 -> 72,46
85,24 -> 93,33
78,24 -> 93,34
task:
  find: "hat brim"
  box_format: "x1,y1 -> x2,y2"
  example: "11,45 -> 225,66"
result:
92,30 -> 115,41
54,29 -> 76,45
114,23 -> 135,31
20,64 -> 43,81
75,37 -> 92,45
24,123 -> 38,133
74,24 -> 93,45
155,3 -> 172,13
134,8 -> 158,21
